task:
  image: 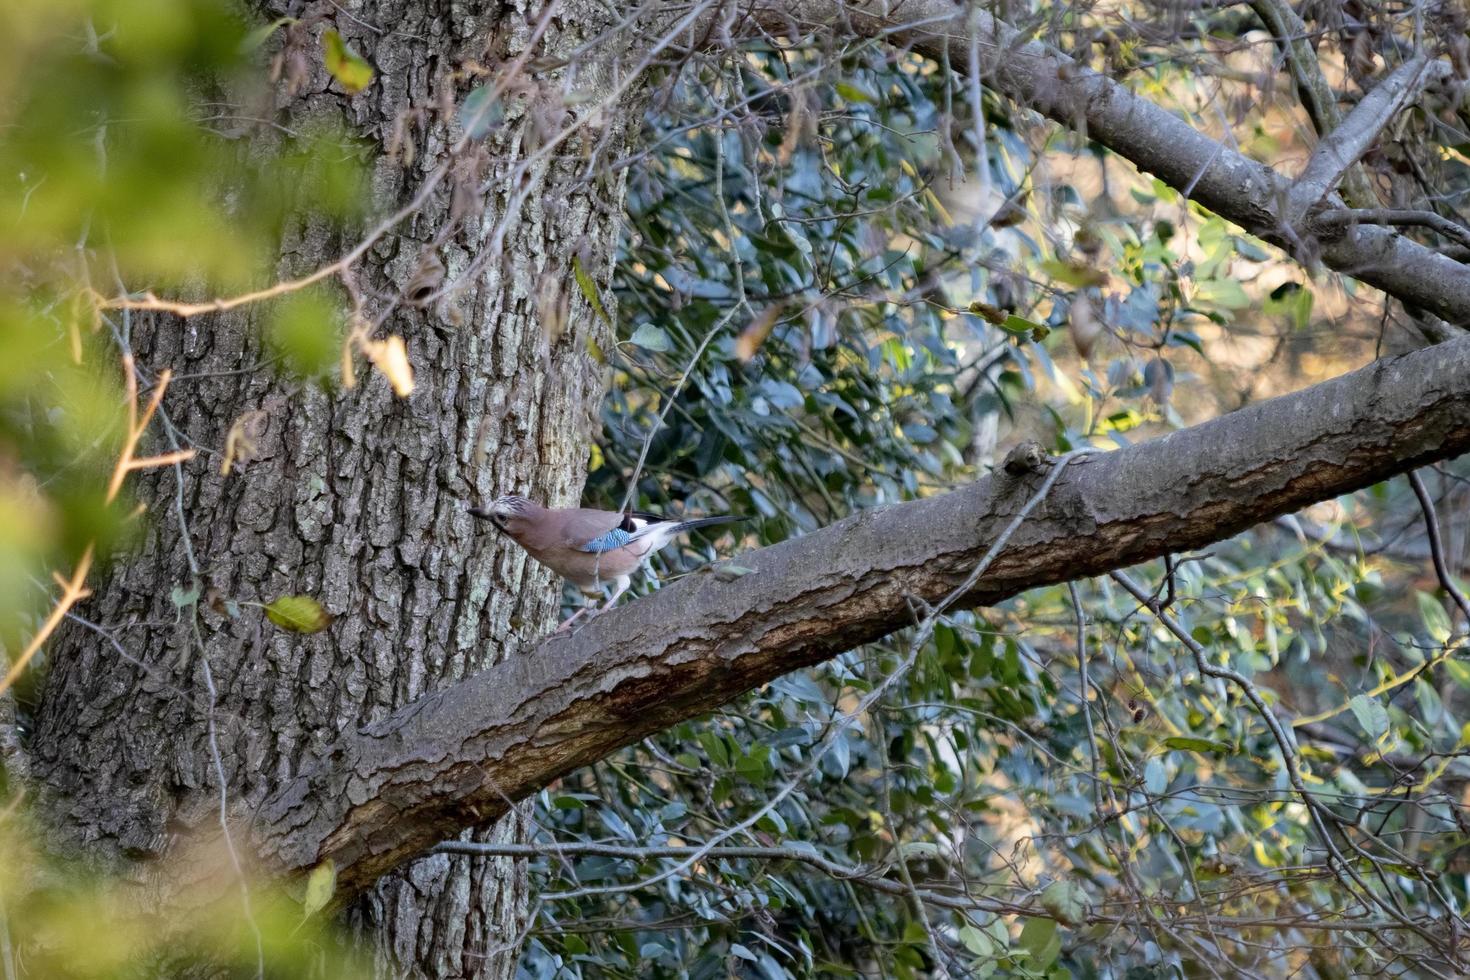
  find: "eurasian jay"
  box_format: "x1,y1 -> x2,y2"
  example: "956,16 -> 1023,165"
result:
469,494 -> 742,630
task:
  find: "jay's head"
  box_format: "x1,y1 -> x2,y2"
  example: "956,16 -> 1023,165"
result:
468,494 -> 537,534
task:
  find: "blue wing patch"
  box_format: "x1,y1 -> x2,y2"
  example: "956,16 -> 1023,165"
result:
579,527 -> 635,553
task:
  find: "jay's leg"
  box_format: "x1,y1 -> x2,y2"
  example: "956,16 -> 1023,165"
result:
556,592 -> 601,633
599,575 -> 631,612
555,576 -> 632,634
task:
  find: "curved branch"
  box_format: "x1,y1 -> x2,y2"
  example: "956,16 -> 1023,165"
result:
253,333 -> 1470,901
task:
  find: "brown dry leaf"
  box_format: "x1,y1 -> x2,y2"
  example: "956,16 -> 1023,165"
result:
340,334 -> 357,389
1068,291 -> 1103,361
363,335 -> 415,396
220,409 -> 269,476
736,306 -> 783,363
988,190 -> 1030,228
967,300 -> 1007,325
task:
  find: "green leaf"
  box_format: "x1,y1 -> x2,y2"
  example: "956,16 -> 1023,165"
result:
1349,693 -> 1390,742
264,595 -> 333,634
1040,258 -> 1107,288
1000,314 -> 1042,336
267,289 -> 343,379
1019,917 -> 1060,967
459,86 -> 503,140
1163,736 -> 1232,754
1194,278 -> 1251,310
303,858 -> 335,918
834,81 -> 875,104
901,920 -> 930,945
697,730 -> 730,768
957,924 -> 996,957
1039,880 -> 1089,927
322,30 -> 373,94
573,256 -> 609,323
629,323 -> 670,352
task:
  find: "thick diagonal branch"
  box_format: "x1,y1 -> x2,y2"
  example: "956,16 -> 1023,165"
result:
253,333 -> 1470,901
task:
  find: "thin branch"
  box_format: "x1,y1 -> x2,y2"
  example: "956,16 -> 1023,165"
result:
1313,208 -> 1470,252
433,840 -> 1434,934
767,1 -> 1470,325
549,451 -> 1089,905
1409,470 -> 1470,624
1110,568 -> 1464,961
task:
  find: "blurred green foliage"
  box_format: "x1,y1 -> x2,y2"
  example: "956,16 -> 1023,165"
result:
0,4 -> 373,970
0,813 -> 370,977
0,0 -> 368,649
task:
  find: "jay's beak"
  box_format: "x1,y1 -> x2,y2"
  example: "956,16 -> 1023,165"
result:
467,504 -> 505,531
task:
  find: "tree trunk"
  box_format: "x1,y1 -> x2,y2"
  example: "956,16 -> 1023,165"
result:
25,1 -> 634,975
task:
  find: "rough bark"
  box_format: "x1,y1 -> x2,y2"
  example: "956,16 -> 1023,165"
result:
26,1 -> 635,976
254,331 -> 1470,902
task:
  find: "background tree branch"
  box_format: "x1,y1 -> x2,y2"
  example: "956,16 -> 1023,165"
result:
763,1 -> 1470,328
252,332 -> 1470,902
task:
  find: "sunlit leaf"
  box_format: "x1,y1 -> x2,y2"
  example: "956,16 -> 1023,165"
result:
321,29 -> 373,94
736,306 -> 782,362
573,255 -> 609,323
264,595 -> 333,634
362,335 -> 415,397
302,858 -> 336,918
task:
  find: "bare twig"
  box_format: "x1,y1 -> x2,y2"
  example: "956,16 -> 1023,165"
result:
1313,208 -> 1470,252
433,840 -> 1437,934
0,357 -> 195,696
1409,470 -> 1470,625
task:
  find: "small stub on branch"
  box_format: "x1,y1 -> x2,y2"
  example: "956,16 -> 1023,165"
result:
1003,440 -> 1050,476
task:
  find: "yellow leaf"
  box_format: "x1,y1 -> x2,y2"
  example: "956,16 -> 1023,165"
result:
572,256 -> 609,323
363,336 -> 415,396
736,306 -> 782,362
264,595 -> 333,634
322,30 -> 373,94
303,858 -> 336,918
340,334 -> 357,389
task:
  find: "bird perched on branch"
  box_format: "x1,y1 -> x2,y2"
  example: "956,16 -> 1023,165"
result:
469,494 -> 743,631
